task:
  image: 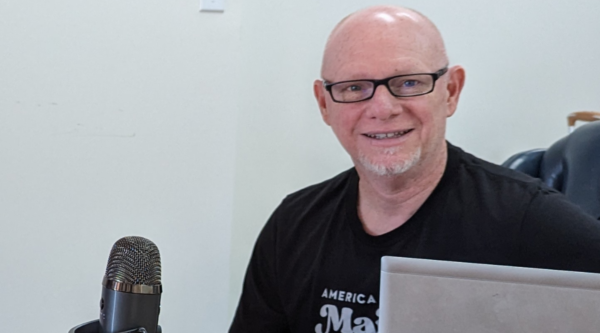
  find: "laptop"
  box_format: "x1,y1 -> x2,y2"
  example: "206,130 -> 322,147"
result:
379,256 -> 600,333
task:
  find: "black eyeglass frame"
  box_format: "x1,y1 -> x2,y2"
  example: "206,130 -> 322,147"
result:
323,67 -> 449,103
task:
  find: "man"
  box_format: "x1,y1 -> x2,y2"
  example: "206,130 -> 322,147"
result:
230,5 -> 600,333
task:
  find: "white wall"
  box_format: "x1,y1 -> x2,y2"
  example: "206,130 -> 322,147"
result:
1,0 -> 599,331
0,0 -> 240,331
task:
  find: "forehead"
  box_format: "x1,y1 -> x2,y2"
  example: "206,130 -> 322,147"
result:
322,13 -> 443,81
326,45 -> 431,81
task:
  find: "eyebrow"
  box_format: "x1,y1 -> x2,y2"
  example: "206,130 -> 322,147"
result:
323,67 -> 436,83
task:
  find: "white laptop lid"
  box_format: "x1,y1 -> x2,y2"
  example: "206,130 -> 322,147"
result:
379,256 -> 600,333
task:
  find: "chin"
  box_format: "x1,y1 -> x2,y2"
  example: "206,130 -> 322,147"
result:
358,148 -> 422,177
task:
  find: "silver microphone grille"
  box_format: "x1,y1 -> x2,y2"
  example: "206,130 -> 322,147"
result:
104,236 -> 162,286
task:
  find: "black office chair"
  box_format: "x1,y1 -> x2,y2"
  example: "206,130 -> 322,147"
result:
502,113 -> 600,220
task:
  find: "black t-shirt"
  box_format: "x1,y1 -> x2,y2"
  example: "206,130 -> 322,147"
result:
230,144 -> 600,333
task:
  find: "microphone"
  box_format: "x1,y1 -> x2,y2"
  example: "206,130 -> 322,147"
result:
69,236 -> 163,333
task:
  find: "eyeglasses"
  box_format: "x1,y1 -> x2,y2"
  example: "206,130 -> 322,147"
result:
323,67 -> 448,103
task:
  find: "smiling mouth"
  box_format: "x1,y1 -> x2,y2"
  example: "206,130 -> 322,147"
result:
364,129 -> 413,140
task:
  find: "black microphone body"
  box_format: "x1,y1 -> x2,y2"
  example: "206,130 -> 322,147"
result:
100,286 -> 161,333
69,320 -> 162,333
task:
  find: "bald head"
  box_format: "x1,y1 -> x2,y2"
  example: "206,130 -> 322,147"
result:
321,6 -> 448,80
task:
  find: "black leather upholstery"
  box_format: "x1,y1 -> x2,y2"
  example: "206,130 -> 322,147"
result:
503,149 -> 545,178
502,121 -> 600,219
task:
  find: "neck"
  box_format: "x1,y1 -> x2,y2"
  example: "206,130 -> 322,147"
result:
356,144 -> 448,236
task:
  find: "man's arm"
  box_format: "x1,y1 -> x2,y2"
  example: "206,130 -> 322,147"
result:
519,188 -> 600,273
229,211 -> 290,333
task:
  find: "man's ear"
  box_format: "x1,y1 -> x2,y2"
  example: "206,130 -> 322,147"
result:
314,79 -> 331,126
445,65 -> 466,118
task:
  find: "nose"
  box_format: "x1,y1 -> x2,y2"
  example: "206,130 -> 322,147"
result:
365,85 -> 402,121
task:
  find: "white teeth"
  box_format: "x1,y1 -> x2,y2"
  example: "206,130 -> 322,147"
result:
366,130 -> 411,139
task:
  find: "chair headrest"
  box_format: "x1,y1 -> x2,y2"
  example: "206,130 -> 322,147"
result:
541,121 -> 600,219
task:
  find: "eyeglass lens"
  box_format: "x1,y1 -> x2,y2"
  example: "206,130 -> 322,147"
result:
331,74 -> 435,102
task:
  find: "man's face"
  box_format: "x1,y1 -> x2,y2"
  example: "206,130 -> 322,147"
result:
315,17 -> 462,177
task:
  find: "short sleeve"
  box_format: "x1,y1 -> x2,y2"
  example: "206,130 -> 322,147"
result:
518,188 -> 600,273
229,208 -> 290,333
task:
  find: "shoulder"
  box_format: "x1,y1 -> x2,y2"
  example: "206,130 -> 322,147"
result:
256,168 -> 355,244
274,168 -> 356,219
449,144 -> 556,197
442,144 -> 564,229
